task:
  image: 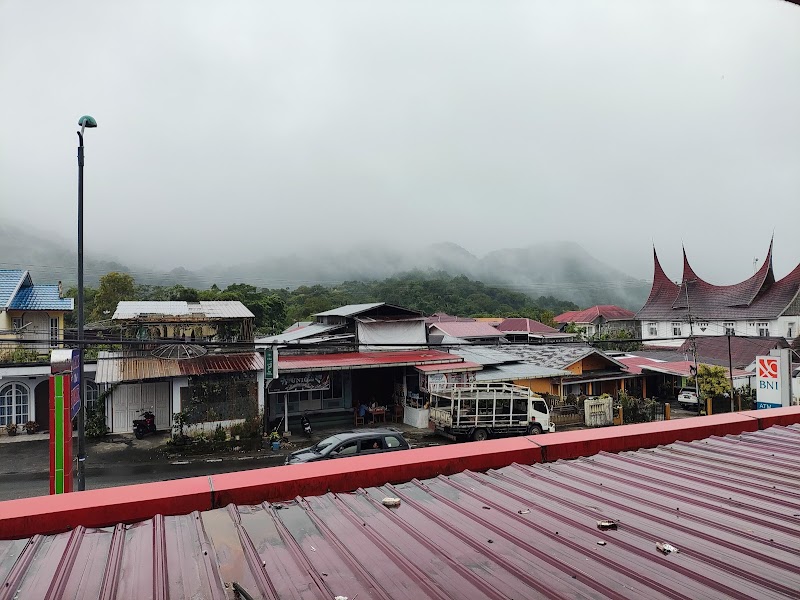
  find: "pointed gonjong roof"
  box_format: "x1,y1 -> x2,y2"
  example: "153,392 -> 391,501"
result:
636,239 -> 800,321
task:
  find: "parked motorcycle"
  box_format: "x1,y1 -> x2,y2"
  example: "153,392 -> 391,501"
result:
300,412 -> 312,436
133,410 -> 157,440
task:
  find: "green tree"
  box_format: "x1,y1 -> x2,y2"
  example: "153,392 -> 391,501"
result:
90,272 -> 135,321
688,364 -> 732,400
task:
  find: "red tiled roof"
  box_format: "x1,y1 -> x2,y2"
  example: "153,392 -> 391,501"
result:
429,321 -> 506,339
637,240 -> 800,320
3,422 -> 800,598
554,305 -> 636,324
495,317 -> 559,334
278,349 -> 461,372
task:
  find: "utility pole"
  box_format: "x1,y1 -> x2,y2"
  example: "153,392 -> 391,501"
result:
727,333 -> 735,413
684,280 -> 701,413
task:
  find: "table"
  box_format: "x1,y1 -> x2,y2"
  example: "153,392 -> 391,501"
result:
370,408 -> 386,423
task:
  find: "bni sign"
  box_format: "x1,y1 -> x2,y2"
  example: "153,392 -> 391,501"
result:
755,355 -> 781,409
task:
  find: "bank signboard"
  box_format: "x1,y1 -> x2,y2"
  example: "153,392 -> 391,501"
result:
755,355 -> 782,409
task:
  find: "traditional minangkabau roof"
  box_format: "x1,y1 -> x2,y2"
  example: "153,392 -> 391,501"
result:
0,269 -> 73,311
636,239 -> 800,321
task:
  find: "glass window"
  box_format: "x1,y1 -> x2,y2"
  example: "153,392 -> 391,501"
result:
12,317 -> 23,330
85,381 -> 99,411
757,322 -> 769,337
331,441 -> 358,457
788,322 -> 796,338
0,383 -> 29,425
647,323 -> 658,336
384,436 -> 401,448
724,322 -> 735,335
360,438 -> 383,451
532,400 -> 548,415
672,322 -> 682,336
49,317 -> 60,348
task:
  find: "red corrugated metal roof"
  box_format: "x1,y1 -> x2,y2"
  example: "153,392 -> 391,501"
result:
429,321 -> 505,338
278,349 -> 461,372
2,425 -> 799,598
555,305 -> 636,324
414,360 -> 482,373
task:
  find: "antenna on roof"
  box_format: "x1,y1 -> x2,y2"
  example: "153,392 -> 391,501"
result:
753,257 -> 759,274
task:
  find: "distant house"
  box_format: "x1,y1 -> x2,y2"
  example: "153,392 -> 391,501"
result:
94,301 -> 263,434
495,318 -> 577,344
500,344 -> 637,398
428,321 -> 506,345
0,269 -> 73,354
636,240 -> 800,347
554,305 -> 636,338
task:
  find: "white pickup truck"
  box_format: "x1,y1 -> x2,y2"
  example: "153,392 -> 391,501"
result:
428,382 -> 555,442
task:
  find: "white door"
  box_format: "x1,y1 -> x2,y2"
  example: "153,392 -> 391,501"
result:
111,382 -> 171,433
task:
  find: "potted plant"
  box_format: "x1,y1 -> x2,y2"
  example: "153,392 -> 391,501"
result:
6,423 -> 18,436
23,421 -> 39,435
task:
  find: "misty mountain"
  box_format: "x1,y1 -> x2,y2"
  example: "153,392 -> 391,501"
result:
3,223 -> 650,309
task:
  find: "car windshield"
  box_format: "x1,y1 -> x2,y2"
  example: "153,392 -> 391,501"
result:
312,435 -> 342,453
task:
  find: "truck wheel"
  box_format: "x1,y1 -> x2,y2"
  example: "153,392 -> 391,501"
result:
472,428 -> 489,442
528,424 -> 543,435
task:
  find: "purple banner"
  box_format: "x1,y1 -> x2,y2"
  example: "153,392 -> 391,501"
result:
70,349 -> 81,419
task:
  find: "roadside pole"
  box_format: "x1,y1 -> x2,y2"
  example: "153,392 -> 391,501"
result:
727,334 -> 736,412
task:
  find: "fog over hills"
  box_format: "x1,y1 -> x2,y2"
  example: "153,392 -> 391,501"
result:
2,223 -> 650,310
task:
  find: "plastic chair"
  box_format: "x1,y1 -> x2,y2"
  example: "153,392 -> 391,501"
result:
390,404 -> 404,423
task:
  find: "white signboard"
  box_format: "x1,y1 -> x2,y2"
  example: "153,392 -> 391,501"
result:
756,355 -> 782,409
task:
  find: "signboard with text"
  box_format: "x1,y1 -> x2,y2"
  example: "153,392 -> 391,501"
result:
271,372 -> 330,393
70,349 -> 81,418
755,355 -> 782,409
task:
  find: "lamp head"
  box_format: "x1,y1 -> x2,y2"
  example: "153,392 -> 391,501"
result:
78,115 -> 97,128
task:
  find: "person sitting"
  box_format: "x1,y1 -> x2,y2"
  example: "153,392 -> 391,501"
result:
358,402 -> 371,423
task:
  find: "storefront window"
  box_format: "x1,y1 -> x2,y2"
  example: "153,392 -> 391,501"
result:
269,371 -> 344,416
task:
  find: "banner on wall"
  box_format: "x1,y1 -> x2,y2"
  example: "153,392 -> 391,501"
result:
270,372 -> 330,393
420,370 -> 475,392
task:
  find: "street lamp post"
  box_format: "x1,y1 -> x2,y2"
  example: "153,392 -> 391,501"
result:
76,115 -> 97,492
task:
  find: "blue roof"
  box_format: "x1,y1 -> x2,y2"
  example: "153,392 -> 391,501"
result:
0,270 -> 27,308
9,285 -> 74,311
0,270 -> 73,311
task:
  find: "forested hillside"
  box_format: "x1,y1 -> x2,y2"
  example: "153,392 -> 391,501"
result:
68,271 -> 579,335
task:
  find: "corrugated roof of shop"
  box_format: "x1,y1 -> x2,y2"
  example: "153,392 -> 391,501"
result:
255,323 -> 343,344
429,321 -> 506,338
313,302 -> 385,317
451,346 -> 519,366
0,270 -> 29,308
495,317 -> 560,334
414,360 -> 482,373
476,362 -> 572,381
278,349 -> 461,372
3,425 -> 799,599
95,351 -> 264,383
7,284 -> 73,311
192,301 -> 254,319
113,301 -> 190,319
113,301 -> 254,320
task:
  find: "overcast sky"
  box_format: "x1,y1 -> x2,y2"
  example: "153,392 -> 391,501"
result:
1,0 -> 798,283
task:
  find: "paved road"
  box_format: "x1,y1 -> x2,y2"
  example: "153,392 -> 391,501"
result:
0,453 -> 288,501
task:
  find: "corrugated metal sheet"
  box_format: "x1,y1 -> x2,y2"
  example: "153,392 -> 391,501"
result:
113,301 -> 254,320
476,362 -> 572,381
451,347 -> 519,366
313,302 -> 385,317
278,350 -> 463,372
95,351 -> 264,383
414,360 -> 482,374
255,323 -> 343,344
2,425 -> 799,599
429,321 -> 506,339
